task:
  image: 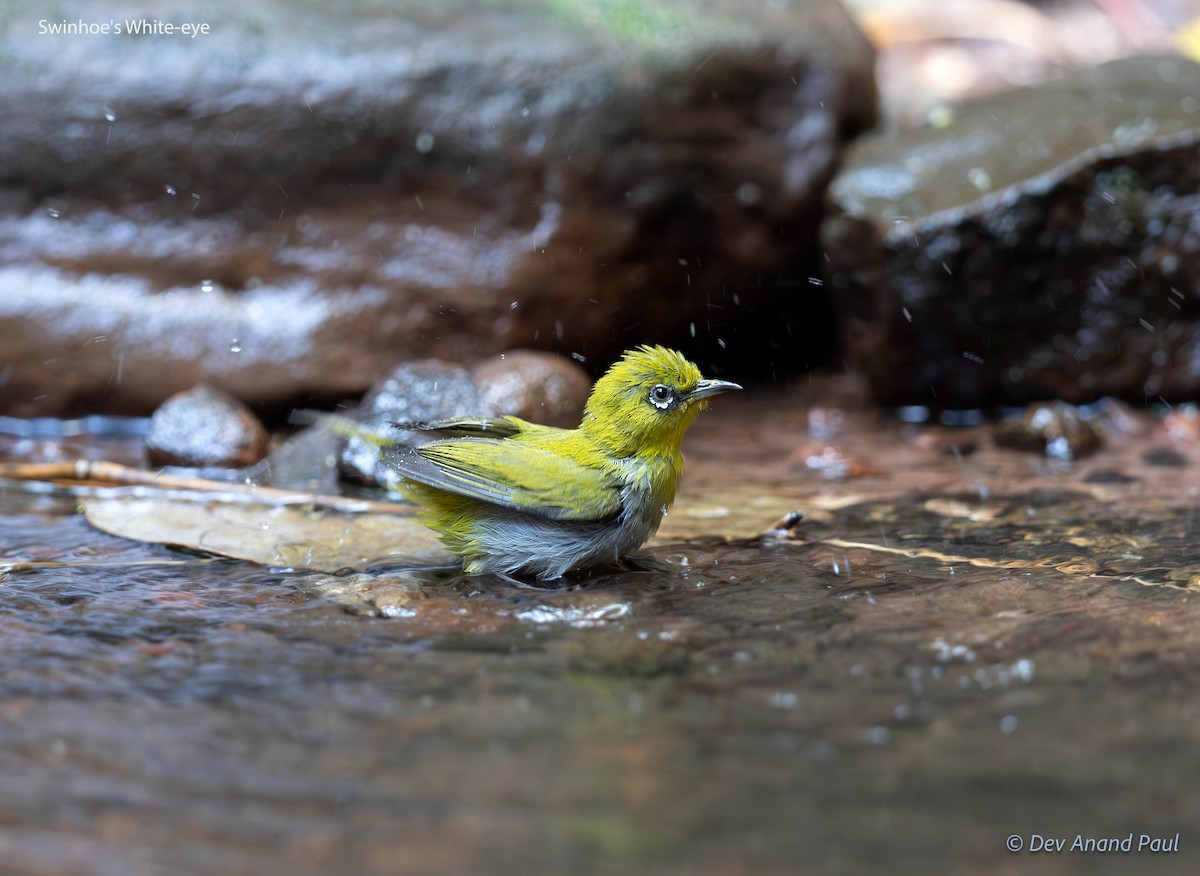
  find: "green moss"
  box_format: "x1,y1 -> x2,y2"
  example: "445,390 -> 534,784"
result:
543,0 -> 695,49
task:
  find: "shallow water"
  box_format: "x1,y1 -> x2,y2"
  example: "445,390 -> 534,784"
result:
3,391 -> 1200,875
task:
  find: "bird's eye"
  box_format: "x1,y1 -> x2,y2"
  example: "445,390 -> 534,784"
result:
649,384 -> 675,410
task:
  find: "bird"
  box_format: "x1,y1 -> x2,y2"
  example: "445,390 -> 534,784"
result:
369,345 -> 740,580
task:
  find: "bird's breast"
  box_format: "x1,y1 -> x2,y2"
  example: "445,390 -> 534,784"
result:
613,452 -> 682,531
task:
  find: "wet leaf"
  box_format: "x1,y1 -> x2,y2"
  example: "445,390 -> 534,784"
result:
83,496 -> 451,573
922,497 -> 1000,520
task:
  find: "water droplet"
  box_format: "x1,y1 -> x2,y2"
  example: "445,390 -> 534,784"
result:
103,108 -> 117,123
381,605 -> 419,618
415,130 -> 434,153
229,338 -> 243,353
735,182 -> 761,205
165,185 -> 177,196
200,279 -> 214,293
1011,659 -> 1035,682
864,725 -> 890,745
927,105 -> 955,128
769,692 -> 797,710
897,405 -> 930,423
47,207 -> 62,219
967,167 -> 992,191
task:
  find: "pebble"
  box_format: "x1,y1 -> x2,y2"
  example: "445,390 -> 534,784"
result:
993,401 -> 1101,460
146,384 -> 268,468
472,350 -> 591,428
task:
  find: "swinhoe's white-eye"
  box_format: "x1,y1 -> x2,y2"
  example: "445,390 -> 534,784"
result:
307,345 -> 740,580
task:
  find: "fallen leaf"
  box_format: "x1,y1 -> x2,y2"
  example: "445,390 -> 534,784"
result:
83,496 -> 451,573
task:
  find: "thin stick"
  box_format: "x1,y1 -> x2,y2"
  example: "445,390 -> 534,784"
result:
0,459 -> 411,515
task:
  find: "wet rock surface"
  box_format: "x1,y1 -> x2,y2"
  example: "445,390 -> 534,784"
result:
5,382 -> 1200,874
823,55 -> 1200,407
339,359 -> 486,489
0,0 -> 875,416
145,384 -> 268,468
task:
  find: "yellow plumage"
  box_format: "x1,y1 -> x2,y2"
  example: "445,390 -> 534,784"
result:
305,346 -> 740,579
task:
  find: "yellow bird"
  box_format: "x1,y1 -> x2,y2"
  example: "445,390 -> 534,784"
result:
305,346 -> 739,580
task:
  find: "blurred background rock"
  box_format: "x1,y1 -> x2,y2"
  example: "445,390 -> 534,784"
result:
0,0 -> 874,416
851,0 -> 1199,124
2,0 -> 1198,416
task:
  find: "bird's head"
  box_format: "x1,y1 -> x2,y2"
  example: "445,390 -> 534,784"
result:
580,345 -> 740,458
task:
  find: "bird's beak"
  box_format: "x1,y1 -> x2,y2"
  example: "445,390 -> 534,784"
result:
687,379 -> 742,401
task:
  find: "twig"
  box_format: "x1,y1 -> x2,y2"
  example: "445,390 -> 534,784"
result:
0,459 -> 411,515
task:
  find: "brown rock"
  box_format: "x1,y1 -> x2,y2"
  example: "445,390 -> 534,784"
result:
823,55 -> 1200,407
146,384 -> 268,468
472,350 -> 591,427
0,0 -> 874,416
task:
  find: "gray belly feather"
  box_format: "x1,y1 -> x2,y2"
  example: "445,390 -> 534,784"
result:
465,482 -> 664,580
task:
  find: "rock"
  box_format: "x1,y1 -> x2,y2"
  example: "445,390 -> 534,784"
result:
145,384 -> 269,468
256,425 -> 343,494
340,360 -> 486,489
0,0 -> 875,417
1163,403 -> 1200,443
1142,447 -> 1187,467
472,350 -> 591,427
823,55 -> 1200,407
993,401 -> 1102,460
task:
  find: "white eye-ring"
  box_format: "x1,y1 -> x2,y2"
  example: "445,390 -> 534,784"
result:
649,384 -> 675,410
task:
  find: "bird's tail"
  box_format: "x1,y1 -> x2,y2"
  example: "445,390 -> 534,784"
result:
288,409 -> 398,448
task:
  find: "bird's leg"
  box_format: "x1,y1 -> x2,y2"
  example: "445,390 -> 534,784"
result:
491,570 -> 565,591
612,555 -> 651,573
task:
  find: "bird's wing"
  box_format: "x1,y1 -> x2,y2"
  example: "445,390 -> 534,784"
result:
393,416 -> 524,439
386,437 -> 623,522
